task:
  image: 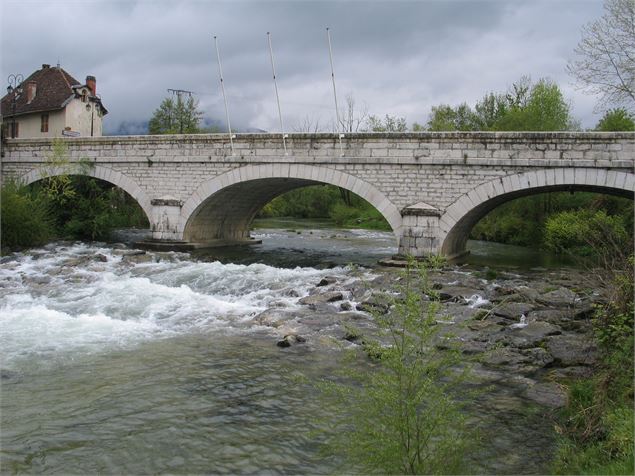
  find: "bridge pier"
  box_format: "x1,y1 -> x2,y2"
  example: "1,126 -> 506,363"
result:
150,198 -> 183,241
397,203 -> 443,258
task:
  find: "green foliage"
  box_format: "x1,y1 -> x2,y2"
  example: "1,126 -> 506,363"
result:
426,77 -> 576,132
553,255 -> 634,474
471,192 -> 633,255
1,181 -> 54,252
544,209 -> 630,256
2,140 -> 149,250
258,184 -> 391,231
318,260 -> 473,474
149,96 -> 203,134
365,114 -> 408,132
595,108 -> 635,131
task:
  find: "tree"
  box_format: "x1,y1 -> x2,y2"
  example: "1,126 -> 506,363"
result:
339,93 -> 369,133
426,77 -> 576,132
318,260 -> 473,474
496,78 -> 574,131
567,0 -> 635,111
365,114 -> 408,132
595,107 -> 635,130
149,95 -> 202,134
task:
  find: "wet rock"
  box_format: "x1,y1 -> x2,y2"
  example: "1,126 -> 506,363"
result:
480,347 -> 553,371
61,256 -> 91,267
254,309 -> 293,328
122,253 -> 154,264
504,321 -> 562,348
356,300 -> 390,314
284,289 -> 300,298
93,253 -> 108,262
537,288 -> 578,307
492,302 -> 535,320
525,382 -> 567,408
317,276 -> 337,287
299,291 -> 343,305
277,334 -> 306,347
0,369 -> 21,381
23,275 -> 52,286
438,287 -> 482,303
548,366 -> 594,380
545,334 -> 597,366
340,302 -> 352,311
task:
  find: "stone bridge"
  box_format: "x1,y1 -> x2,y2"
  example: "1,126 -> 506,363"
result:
1,132 -> 633,258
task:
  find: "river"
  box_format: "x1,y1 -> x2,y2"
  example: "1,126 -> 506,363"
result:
1,219 -> 584,474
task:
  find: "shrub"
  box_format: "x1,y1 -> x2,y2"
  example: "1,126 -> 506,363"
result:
1,181 -> 54,252
318,260 -> 473,474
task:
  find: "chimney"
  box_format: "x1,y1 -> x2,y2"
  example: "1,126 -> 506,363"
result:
26,81 -> 37,103
86,75 -> 96,96
42,64 -> 50,69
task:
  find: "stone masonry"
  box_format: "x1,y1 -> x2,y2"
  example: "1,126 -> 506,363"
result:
1,132 -> 633,257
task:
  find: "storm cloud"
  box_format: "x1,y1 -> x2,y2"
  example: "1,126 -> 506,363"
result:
1,0 -> 605,133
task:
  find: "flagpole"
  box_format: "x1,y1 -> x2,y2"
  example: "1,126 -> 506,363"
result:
214,35 -> 235,155
267,32 -> 287,154
326,27 -> 344,156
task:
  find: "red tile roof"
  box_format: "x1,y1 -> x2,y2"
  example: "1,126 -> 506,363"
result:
1,64 -> 106,117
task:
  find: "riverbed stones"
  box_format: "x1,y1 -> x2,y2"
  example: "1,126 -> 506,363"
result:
503,321 -> 562,348
525,382 -> 567,408
492,302 -> 535,320
298,291 -> 343,305
544,334 -> 597,366
537,287 -> 578,307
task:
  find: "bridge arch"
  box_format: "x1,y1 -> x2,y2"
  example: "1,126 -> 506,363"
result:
19,165 -> 153,224
180,164 -> 402,243
440,168 -> 635,257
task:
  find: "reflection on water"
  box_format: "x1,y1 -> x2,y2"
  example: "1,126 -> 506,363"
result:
466,240 -> 577,270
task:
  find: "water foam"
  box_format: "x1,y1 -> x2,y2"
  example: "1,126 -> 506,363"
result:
0,243 -> 354,367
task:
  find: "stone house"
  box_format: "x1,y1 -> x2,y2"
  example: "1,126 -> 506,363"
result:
1,64 -> 108,139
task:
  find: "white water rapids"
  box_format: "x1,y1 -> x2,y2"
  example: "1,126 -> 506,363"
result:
0,242 -> 355,369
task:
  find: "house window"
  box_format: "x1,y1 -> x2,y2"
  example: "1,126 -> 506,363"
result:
9,121 -> 19,138
82,90 -> 88,103
41,113 -> 49,133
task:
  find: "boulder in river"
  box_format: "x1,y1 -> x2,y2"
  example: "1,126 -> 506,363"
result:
316,276 -> 337,287
276,334 -> 307,348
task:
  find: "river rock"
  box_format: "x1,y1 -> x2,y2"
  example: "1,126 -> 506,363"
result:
93,253 -> 108,262
298,291 -> 343,305
438,286 -> 482,303
504,321 -> 562,348
316,276 -> 337,287
544,334 -> 597,366
492,302 -> 535,320
339,302 -> 352,311
525,382 -> 567,408
253,309 -> 293,328
122,253 -> 154,264
276,334 -> 306,347
481,346 -> 553,372
537,288 -> 578,307
61,256 -> 91,267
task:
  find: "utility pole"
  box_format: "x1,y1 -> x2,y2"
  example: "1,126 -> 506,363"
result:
167,88 -> 194,134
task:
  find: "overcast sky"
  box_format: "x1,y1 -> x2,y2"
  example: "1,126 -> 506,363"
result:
1,0 -> 607,133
